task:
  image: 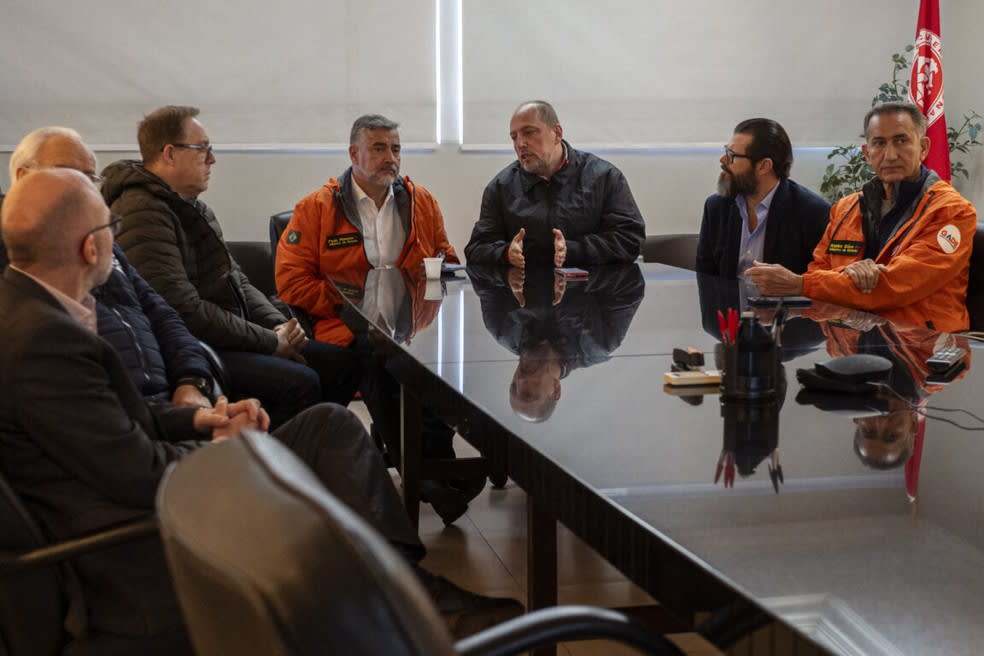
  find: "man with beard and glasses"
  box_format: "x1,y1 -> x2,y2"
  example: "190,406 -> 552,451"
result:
464,100 -> 645,268
696,118 -> 830,279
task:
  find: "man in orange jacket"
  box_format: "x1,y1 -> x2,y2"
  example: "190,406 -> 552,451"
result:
277,114 -> 458,345
745,102 -> 977,333
276,114 -> 479,525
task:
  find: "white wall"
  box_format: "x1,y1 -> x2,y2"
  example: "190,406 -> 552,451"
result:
0,145 -> 834,249
2,0 -> 982,252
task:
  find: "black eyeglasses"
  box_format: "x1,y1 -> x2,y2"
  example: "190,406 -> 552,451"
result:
84,216 -> 123,239
723,146 -> 753,164
170,143 -> 214,157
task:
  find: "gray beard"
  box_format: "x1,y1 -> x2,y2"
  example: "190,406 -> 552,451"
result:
717,170 -> 756,198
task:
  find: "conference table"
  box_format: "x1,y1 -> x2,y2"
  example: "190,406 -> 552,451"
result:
332,262 -> 984,656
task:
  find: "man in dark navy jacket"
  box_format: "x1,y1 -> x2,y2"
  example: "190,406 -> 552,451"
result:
696,118 -> 830,279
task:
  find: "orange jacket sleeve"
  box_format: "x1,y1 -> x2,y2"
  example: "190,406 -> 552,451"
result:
275,193 -> 342,322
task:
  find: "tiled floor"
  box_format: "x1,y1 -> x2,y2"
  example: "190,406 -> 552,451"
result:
349,402 -> 722,655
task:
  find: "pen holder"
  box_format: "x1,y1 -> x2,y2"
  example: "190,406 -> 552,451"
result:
720,398 -> 780,476
720,314 -> 779,401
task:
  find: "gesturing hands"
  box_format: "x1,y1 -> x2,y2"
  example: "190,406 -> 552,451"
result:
506,227 -> 567,268
552,228 -> 567,267
193,396 -> 271,442
507,228 -> 526,268
274,317 -> 308,363
507,266 -> 526,307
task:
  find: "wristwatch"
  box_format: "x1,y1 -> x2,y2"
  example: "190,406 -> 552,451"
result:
175,376 -> 212,397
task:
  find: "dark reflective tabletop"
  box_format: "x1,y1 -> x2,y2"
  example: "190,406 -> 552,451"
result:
334,263 -> 984,655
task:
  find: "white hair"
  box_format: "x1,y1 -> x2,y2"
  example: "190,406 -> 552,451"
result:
8,126 -> 87,182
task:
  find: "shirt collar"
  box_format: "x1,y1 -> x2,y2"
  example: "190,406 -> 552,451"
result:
521,141 -> 574,193
10,264 -> 98,334
735,178 -> 780,215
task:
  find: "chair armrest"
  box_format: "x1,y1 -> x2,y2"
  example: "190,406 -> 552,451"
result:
454,605 -> 686,656
0,516 -> 158,575
197,340 -> 231,398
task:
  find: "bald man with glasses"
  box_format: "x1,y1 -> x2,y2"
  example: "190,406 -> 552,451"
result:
696,118 -> 830,279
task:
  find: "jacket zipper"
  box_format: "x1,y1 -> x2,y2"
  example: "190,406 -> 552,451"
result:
111,308 -> 151,385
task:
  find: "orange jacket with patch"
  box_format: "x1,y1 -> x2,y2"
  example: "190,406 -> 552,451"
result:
276,170 -> 458,346
802,179 -> 976,333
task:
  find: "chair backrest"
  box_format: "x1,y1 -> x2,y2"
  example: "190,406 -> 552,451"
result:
966,224 -> 984,331
641,233 -> 699,271
156,431 -> 456,656
0,473 -> 66,656
268,210 -> 293,272
226,241 -> 275,298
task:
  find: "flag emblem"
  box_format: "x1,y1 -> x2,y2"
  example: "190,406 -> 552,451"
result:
910,28 -> 945,126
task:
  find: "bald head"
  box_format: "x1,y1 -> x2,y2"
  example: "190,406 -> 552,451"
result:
2,168 -> 108,273
9,127 -> 98,183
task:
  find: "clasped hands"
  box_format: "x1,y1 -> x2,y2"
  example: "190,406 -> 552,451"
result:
192,396 -> 270,442
743,258 -> 886,296
274,317 -> 308,363
507,227 -> 567,269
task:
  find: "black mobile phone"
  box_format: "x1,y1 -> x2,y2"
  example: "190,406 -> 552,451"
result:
748,296 -> 812,308
926,360 -> 966,385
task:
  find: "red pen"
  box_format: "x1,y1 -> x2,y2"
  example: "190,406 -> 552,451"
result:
714,450 -> 726,484
717,310 -> 728,343
729,309 -> 736,344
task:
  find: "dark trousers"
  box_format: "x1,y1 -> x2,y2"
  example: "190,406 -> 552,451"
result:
355,339 -> 455,465
219,340 -> 360,429
272,403 -> 424,559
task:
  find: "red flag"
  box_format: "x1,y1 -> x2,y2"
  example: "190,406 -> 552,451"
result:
908,0 -> 950,180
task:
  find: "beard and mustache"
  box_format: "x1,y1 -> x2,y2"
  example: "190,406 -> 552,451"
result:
717,166 -> 758,198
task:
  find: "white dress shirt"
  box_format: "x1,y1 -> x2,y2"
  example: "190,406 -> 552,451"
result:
352,178 -> 405,268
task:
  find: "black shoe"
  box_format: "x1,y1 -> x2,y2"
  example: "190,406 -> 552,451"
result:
420,480 -> 469,526
415,568 -> 525,640
450,476 -> 487,505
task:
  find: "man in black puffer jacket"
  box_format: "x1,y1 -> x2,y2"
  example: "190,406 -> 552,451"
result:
101,107 -> 361,428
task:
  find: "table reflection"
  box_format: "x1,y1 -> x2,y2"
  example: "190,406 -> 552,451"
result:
466,265 -> 645,422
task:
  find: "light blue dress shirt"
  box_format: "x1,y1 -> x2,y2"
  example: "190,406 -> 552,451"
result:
735,181 -> 779,276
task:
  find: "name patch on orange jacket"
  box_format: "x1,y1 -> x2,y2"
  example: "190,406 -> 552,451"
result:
826,240 -> 864,256
325,233 -> 363,250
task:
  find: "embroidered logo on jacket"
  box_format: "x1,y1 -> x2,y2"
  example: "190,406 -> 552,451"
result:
937,225 -> 961,254
826,240 -> 864,256
286,230 -> 301,244
325,233 -> 363,250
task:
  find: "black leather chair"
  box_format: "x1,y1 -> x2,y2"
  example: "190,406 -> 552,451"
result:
965,224 -> 984,332
226,240 -> 276,299
641,234 -> 699,271
156,431 -> 684,656
269,210 -> 293,263
0,471 -> 157,656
